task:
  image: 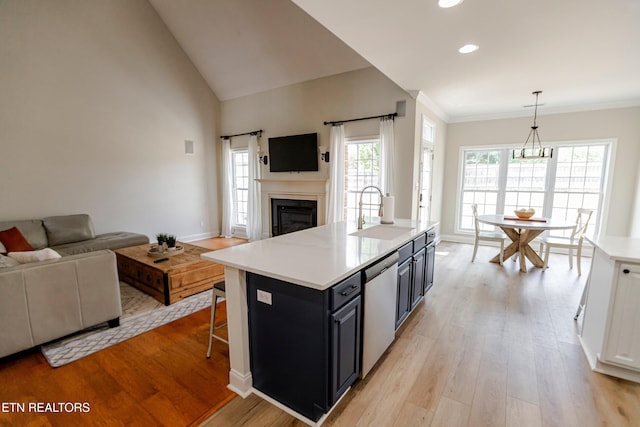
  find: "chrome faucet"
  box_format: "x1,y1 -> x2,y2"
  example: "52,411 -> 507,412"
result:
357,185 -> 384,229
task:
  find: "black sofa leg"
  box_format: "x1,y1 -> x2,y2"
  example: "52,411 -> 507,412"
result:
108,318 -> 120,328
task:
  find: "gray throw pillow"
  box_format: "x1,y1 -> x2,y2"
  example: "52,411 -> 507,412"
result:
43,214 -> 96,246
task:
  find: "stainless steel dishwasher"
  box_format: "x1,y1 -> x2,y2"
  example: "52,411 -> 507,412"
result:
362,252 -> 399,378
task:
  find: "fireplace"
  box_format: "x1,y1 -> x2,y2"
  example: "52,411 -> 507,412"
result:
271,199 -> 318,236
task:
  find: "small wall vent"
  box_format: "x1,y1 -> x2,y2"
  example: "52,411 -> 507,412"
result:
185,140 -> 194,155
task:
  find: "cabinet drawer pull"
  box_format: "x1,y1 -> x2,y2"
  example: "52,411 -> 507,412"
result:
623,269 -> 630,274
340,285 -> 359,297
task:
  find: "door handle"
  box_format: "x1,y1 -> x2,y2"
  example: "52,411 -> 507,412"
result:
623,269 -> 630,274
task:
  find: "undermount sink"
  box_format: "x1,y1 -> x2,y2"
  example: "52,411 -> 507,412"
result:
349,225 -> 415,240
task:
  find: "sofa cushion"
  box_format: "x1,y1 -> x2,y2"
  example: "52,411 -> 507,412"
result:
0,254 -> 20,268
0,241 -> 5,254
43,214 -> 96,246
51,232 -> 149,256
0,220 -> 48,250
0,227 -> 35,252
8,248 -> 62,264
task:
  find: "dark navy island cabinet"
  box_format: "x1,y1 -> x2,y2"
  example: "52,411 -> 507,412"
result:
396,228 -> 436,329
247,271 -> 362,422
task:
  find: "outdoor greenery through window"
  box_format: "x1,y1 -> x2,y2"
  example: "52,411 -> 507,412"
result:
232,150 -> 248,227
344,138 -> 381,222
459,142 -> 610,238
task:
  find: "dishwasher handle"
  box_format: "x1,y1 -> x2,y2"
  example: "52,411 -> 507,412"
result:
364,252 -> 400,283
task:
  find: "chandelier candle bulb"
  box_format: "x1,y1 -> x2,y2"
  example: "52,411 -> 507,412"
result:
381,195 -> 395,224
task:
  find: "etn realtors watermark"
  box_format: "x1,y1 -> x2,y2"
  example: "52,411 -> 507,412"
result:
2,401 -> 91,413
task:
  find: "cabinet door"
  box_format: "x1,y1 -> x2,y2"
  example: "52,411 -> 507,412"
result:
396,258 -> 412,329
331,295 -> 362,404
604,265 -> 640,369
411,248 -> 426,309
424,243 -> 435,294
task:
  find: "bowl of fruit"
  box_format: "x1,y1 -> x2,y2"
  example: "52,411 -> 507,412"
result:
514,208 -> 535,219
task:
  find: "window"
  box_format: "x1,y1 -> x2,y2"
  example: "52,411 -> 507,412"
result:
344,138 -> 381,222
458,141 -> 610,238
232,150 -> 248,227
551,145 -> 607,238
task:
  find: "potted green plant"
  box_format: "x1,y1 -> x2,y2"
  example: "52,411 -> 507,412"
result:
166,234 -> 177,250
156,233 -> 168,252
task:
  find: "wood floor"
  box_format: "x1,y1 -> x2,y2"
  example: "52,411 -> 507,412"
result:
201,241 -> 640,427
0,237 -> 244,427
2,240 -> 638,426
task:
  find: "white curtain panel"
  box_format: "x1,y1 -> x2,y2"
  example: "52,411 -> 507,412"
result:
380,117 -> 395,196
327,123 -> 345,223
247,134 -> 262,241
221,137 -> 234,238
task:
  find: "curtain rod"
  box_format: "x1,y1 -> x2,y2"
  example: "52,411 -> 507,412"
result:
220,129 -> 263,140
323,112 -> 397,126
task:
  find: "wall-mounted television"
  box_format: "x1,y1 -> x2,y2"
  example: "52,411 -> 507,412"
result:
268,132 -> 318,172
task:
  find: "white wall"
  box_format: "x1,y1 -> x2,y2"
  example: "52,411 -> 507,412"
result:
442,107 -> 640,239
219,67 -> 417,219
0,0 -> 221,241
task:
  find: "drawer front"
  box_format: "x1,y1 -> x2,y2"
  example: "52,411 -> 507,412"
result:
426,229 -> 436,245
398,241 -> 413,264
413,233 -> 427,250
139,266 -> 164,291
331,272 -> 362,311
117,258 -> 164,292
170,263 -> 223,289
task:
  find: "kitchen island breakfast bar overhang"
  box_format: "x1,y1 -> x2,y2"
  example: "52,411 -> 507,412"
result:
201,219 -> 437,425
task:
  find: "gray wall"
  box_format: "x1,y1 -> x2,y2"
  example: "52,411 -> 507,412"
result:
219,67 -> 421,220
0,0 -> 220,240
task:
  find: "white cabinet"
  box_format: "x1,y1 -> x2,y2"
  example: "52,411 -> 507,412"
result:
580,242 -> 640,383
602,264 -> 640,369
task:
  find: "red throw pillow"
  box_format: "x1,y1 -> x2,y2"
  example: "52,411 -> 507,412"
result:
0,227 -> 34,252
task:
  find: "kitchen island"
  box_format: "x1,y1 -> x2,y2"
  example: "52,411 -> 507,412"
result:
580,236 -> 640,383
201,219 -> 437,425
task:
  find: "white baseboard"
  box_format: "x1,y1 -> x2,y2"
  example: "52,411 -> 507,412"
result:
181,231 -> 220,242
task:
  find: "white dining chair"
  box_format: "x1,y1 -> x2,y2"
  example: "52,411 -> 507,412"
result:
471,204 -> 507,265
539,208 -> 593,275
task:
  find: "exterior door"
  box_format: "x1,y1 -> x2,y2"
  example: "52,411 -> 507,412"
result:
417,116 -> 434,223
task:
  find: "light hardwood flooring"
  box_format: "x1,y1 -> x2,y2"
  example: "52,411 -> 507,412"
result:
202,241 -> 640,427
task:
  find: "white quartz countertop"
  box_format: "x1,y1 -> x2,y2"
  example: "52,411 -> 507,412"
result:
586,236 -> 640,263
201,219 -> 438,291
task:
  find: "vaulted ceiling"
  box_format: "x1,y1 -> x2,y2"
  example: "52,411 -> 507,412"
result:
149,0 -> 640,122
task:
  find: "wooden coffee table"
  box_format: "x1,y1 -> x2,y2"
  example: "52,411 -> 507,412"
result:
115,242 -> 224,305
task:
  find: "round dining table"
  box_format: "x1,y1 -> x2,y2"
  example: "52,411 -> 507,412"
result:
477,214 -> 576,272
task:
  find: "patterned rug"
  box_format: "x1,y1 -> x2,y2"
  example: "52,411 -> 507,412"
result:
41,282 -> 211,367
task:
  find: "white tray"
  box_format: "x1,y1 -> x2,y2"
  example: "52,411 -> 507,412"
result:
147,245 -> 185,257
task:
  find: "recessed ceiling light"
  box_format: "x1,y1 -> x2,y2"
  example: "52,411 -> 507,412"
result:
439,0 -> 464,8
458,44 -> 479,54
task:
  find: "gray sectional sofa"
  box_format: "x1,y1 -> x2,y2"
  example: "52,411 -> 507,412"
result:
0,214 -> 149,256
0,214 -> 149,358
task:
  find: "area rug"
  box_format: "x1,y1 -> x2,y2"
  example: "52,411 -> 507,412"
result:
41,282 -> 211,367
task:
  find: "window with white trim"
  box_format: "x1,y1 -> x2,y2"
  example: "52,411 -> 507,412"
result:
344,138 -> 381,222
232,150 -> 248,227
458,141 -> 610,238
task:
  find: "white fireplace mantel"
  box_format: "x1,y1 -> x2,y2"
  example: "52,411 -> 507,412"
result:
256,178 -> 327,238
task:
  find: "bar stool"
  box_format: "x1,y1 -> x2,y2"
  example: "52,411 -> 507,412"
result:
206,281 -> 228,358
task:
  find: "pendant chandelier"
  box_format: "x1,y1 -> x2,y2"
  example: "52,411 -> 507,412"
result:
512,91 -> 553,159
